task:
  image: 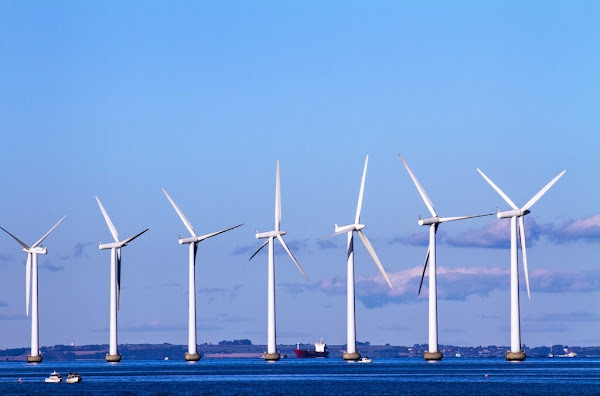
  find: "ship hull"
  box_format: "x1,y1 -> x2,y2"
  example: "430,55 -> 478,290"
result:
294,349 -> 329,358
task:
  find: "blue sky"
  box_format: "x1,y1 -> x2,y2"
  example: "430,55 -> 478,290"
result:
0,1 -> 598,349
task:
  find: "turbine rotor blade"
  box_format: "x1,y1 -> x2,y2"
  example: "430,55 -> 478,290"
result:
318,229 -> 352,240
356,230 -> 392,289
198,224 -> 244,241
518,216 -> 531,300
26,253 -> 31,316
95,197 -> 120,242
162,188 -> 197,237
275,161 -> 281,232
438,213 -> 495,223
249,240 -> 269,261
31,215 -> 67,248
521,170 -> 566,211
476,169 -> 519,210
193,243 -> 198,265
355,155 -> 369,224
418,248 -> 430,296
122,229 -> 149,245
117,248 -> 121,310
276,234 -> 310,282
0,227 -> 30,250
398,154 -> 438,217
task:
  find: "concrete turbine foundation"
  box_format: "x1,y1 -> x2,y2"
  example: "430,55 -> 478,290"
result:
263,352 -> 281,361
185,353 -> 201,361
106,353 -> 122,362
506,351 -> 526,361
343,352 -> 361,361
27,355 -> 43,363
423,351 -> 443,361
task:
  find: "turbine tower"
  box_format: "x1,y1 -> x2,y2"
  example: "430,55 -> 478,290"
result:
96,197 -> 148,363
399,154 -> 493,361
162,188 -> 243,361
322,155 -> 392,361
477,168 -> 565,361
0,216 -> 66,363
249,160 -> 309,361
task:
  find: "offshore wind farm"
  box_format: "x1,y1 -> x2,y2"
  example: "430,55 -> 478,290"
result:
0,1 -> 598,394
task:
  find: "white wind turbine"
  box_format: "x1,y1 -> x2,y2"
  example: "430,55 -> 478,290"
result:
249,160 -> 309,361
322,155 -> 392,361
399,154 -> 493,361
96,196 -> 148,362
0,215 -> 66,363
477,168 -> 565,361
162,188 -> 243,361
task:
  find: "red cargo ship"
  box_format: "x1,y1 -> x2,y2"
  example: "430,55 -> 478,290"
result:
294,340 -> 329,358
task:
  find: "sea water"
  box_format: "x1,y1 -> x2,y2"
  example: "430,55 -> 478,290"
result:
0,358 -> 599,395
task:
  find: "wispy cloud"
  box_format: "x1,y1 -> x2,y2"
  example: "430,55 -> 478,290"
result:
197,284 -> 243,303
120,320 -> 189,332
524,312 -> 600,322
0,313 -> 26,321
396,215 -> 600,249
316,239 -> 339,250
73,241 -> 96,257
40,261 -> 64,272
203,313 -> 249,323
279,282 -> 311,294
445,218 -> 542,249
547,215 -> 600,243
319,266 -> 600,308
231,244 -> 257,257
390,231 -> 434,247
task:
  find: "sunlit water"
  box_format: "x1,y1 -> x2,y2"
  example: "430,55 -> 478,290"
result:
1,358 -> 599,395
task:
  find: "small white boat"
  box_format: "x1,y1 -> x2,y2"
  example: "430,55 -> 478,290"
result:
358,357 -> 372,363
45,371 -> 62,383
66,372 -> 82,383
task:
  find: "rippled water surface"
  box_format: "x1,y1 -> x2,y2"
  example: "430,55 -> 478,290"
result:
1,358 -> 599,395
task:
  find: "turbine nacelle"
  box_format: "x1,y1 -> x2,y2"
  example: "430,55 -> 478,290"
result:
99,241 -> 126,250
255,230 -> 286,239
418,217 -> 440,226
497,209 -> 530,219
23,247 -> 47,255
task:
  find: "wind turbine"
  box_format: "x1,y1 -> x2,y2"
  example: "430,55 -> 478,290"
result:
322,155 -> 392,361
162,188 -> 243,361
96,196 -> 148,363
399,154 -> 493,361
477,168 -> 565,361
0,215 -> 66,363
249,160 -> 309,361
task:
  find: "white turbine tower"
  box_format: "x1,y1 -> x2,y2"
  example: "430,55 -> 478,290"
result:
249,160 -> 309,361
322,155 -> 392,361
96,196 -> 148,363
477,168 -> 565,361
0,215 -> 66,363
399,154 -> 493,361
162,188 -> 244,361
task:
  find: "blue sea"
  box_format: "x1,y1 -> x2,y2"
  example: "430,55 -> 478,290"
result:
1,358 -> 599,395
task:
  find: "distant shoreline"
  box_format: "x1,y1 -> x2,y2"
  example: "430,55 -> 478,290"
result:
1,343 -> 598,361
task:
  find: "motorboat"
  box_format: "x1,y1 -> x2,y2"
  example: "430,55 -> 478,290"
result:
66,372 -> 82,383
45,371 -> 62,383
358,357 -> 372,363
